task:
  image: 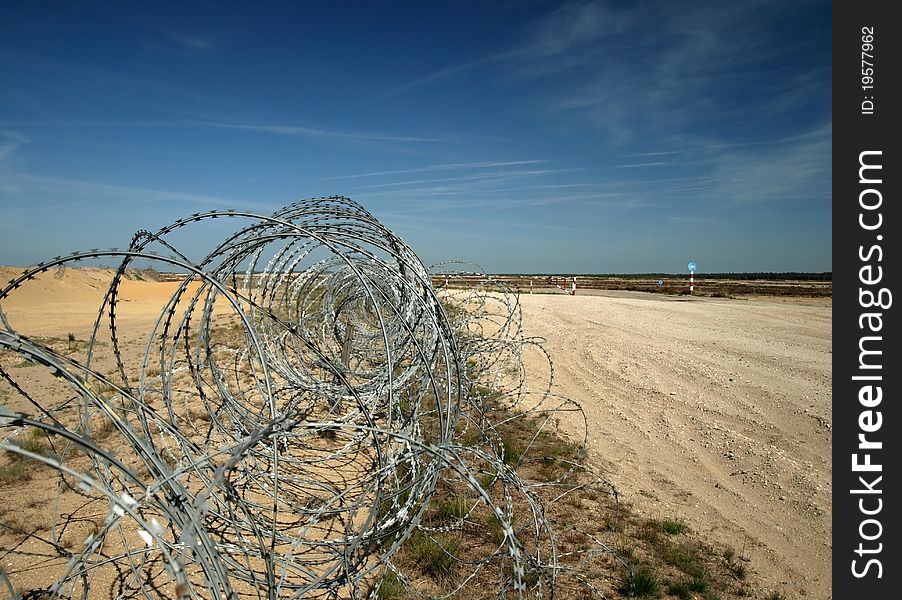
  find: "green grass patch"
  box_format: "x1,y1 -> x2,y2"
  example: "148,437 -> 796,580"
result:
404,531 -> 459,580
484,511 -> 516,546
662,542 -> 706,580
666,575 -> 709,599
620,565 -> 661,597
667,579 -> 692,600
374,571 -> 406,600
661,518 -> 687,535
433,496 -> 469,522
1,427 -> 53,484
730,559 -> 748,580
501,436 -> 524,465
0,461 -> 32,485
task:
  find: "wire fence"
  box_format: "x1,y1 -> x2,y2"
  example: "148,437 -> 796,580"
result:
1,196 -> 618,599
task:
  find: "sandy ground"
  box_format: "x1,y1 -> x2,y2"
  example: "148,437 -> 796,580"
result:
1,269 -> 832,597
0,266 -> 230,339
518,290 -> 832,598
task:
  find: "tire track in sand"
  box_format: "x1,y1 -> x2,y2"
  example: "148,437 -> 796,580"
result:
519,292 -> 832,598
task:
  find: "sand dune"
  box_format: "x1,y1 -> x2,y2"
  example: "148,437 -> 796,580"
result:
0,266 -> 115,307
0,266 -> 229,338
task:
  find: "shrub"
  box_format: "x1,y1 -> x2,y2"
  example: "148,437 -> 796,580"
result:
620,565 -> 661,597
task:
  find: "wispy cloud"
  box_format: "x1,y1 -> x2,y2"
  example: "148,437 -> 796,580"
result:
523,0 -> 633,58
326,160 -> 547,180
368,187 -> 638,222
598,123 -> 831,212
0,170 -> 273,211
669,215 -> 717,224
379,207 -> 616,240
198,120 -> 440,143
507,0 -> 829,144
371,54 -> 511,101
0,118 -> 441,144
353,168 -> 582,191
0,131 -> 29,164
156,28 -> 214,52
0,132 -> 30,199
625,122 -> 832,210
368,2 -> 627,101
621,150 -> 686,158
616,162 -> 670,168
703,123 -> 831,207
0,52 -> 251,126
756,64 -> 832,119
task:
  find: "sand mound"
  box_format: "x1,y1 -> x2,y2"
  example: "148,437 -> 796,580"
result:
0,266 -> 116,308
0,266 -> 201,308
1,266 -> 227,338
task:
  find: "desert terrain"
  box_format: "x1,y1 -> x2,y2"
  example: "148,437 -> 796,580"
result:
517,290 -> 832,598
1,268 -> 832,597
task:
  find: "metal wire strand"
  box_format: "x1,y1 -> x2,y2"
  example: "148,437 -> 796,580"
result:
0,197 -> 619,599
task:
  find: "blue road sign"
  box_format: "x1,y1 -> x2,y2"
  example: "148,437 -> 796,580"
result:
687,261 -> 697,272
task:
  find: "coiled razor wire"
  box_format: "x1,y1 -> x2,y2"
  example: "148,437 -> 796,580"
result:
0,197 -> 621,599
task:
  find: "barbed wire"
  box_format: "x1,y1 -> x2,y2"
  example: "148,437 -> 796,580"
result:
0,196 -> 619,599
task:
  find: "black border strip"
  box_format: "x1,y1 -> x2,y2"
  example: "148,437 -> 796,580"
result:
834,1 -> 900,596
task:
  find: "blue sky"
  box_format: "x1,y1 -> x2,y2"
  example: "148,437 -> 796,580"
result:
1,1 -> 831,273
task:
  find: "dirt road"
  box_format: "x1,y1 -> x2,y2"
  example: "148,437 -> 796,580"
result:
518,290 -> 832,597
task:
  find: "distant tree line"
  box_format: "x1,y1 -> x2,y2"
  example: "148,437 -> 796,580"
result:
501,272 -> 832,281
696,272 -> 831,281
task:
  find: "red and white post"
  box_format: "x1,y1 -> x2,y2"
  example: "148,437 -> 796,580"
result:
550,276 -> 577,296
687,261 -> 697,294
